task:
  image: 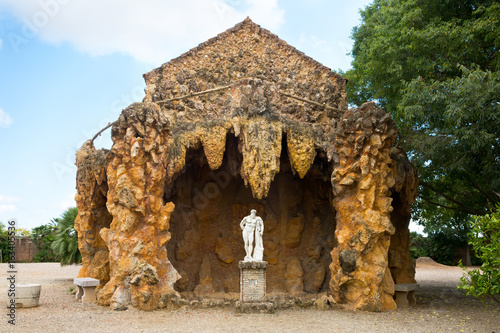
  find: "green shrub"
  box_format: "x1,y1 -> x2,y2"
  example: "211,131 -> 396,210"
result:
459,207 -> 500,303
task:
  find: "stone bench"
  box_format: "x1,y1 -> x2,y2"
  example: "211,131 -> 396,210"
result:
74,278 -> 99,303
394,283 -> 419,307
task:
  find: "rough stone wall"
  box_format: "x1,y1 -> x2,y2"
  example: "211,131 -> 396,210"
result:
330,102 -> 398,311
75,142 -> 112,288
96,103 -> 178,310
13,238 -> 38,262
74,18 -> 419,311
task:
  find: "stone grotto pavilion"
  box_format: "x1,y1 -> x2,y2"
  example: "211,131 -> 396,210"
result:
74,18 -> 418,312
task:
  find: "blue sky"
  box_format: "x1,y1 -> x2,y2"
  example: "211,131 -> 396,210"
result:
0,0 -> 424,233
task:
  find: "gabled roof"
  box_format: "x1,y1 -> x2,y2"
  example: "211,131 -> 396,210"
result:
143,18 -> 347,111
166,17 -> 337,76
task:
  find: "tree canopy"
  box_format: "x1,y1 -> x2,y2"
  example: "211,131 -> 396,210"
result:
345,0 -> 500,232
32,222 -> 58,262
51,207 -> 81,265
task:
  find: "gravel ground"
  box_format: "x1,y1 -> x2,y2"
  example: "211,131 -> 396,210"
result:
1,259 -> 498,333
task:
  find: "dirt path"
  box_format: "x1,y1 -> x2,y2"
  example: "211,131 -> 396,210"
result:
1,259 -> 498,332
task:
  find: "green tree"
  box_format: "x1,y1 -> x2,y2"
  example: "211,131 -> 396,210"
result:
32,222 -> 58,262
15,228 -> 32,238
459,206 -> 500,303
51,207 -> 81,265
409,231 -> 428,259
345,0 -> 500,232
416,209 -> 472,264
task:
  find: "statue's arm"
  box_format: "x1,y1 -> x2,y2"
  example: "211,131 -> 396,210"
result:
257,217 -> 264,234
240,217 -> 246,230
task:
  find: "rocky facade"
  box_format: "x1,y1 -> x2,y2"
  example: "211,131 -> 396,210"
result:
74,18 -> 418,311
330,103 -> 399,311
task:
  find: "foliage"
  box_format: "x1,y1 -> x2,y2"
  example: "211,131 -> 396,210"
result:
51,207 -> 81,265
32,222 -> 58,262
409,231 -> 428,259
410,229 -> 467,265
15,228 -> 32,238
419,209 -> 471,264
0,222 -> 12,263
345,0 -> 500,232
459,207 -> 500,303
425,230 -> 467,266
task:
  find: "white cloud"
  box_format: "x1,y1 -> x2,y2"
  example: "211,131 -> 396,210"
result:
297,33 -> 354,71
0,204 -> 16,213
409,220 -> 427,236
56,192 -> 76,212
0,195 -> 20,203
0,0 -> 284,65
0,108 -> 13,127
0,195 -> 19,213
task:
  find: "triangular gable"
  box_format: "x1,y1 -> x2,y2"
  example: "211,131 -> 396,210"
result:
143,18 -> 347,112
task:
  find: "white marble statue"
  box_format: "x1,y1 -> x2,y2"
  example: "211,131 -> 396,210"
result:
240,209 -> 264,261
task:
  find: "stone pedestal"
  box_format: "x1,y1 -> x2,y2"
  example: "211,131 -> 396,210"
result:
236,260 -> 274,313
239,260 -> 267,302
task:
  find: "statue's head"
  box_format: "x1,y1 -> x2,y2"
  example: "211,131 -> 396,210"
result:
250,209 -> 257,216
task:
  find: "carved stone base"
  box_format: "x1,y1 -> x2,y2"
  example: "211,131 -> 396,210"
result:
239,260 -> 268,303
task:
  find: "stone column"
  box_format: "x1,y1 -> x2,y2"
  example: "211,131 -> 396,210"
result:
96,103 -> 179,311
330,102 -> 398,311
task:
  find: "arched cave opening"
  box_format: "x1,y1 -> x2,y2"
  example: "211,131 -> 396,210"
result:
165,131 -> 337,298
